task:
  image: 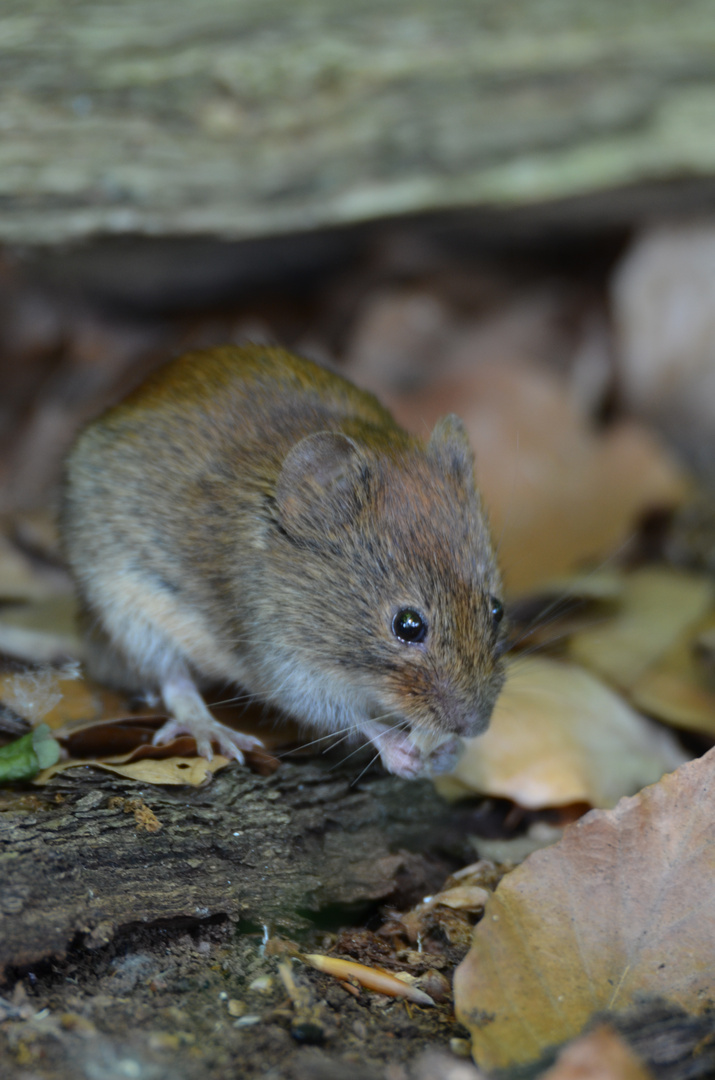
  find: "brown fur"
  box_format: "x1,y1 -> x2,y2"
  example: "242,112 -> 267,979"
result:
61,345 -> 505,777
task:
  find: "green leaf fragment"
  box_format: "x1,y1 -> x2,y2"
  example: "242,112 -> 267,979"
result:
0,723 -> 60,782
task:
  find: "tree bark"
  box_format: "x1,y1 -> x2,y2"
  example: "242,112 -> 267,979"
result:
0,760 -> 467,979
4,0 -> 715,244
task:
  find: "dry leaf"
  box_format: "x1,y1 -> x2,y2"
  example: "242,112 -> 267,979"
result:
569,568 -> 714,691
506,570 -> 624,655
391,361 -> 688,596
614,223 -> 715,473
430,886 -> 490,912
470,828 -> 565,866
0,659 -> 288,772
629,611 -> 715,737
46,686 -> 134,733
0,666 -> 143,747
34,754 -> 230,786
0,665 -> 79,726
524,570 -> 625,605
541,1025 -> 652,1080
437,657 -> 686,809
454,746 -> 715,1070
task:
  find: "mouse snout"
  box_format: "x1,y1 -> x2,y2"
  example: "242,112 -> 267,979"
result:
428,679 -> 496,739
443,690 -> 500,737
455,708 -> 491,739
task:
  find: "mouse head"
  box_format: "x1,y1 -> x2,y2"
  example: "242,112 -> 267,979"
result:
271,416 -> 506,776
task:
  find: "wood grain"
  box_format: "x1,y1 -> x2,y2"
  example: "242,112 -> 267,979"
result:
0,760 -> 464,978
3,0 -> 715,243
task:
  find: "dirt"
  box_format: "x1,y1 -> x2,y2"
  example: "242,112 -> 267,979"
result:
1,917 -> 472,1080
0,756 -> 490,1080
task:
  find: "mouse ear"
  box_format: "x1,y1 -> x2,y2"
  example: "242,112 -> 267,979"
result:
427,414 -> 475,487
276,432 -> 368,537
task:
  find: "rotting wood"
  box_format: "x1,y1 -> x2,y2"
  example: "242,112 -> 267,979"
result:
0,759 -> 466,980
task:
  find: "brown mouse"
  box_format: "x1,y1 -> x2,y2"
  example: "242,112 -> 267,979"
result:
61,345 -> 505,778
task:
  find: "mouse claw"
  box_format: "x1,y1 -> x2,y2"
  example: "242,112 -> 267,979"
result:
152,716 -> 264,764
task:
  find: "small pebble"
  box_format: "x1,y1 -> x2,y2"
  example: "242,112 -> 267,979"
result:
352,1019 -> 367,1040
450,1037 -> 473,1058
148,1032 -> 181,1051
234,1014 -> 262,1027
418,969 -> 451,1003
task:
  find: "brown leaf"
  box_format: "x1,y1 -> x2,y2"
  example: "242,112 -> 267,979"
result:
541,1025 -> 652,1080
391,361 -> 688,597
454,746 -> 715,1070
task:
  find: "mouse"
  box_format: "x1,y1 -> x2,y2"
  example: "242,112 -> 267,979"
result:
60,344 -> 505,778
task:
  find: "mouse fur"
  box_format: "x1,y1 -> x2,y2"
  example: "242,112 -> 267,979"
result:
61,345 -> 505,777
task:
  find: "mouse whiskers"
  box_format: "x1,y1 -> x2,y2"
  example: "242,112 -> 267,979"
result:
277,725 -> 357,759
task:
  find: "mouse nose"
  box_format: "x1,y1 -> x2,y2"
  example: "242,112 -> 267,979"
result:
456,706 -> 492,739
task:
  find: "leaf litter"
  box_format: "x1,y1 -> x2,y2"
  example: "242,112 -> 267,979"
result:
569,568 -> 715,692
390,359 -> 689,598
454,745 -> 715,1070
437,656 -> 686,810
540,1025 -> 653,1080
1,282 -> 715,1076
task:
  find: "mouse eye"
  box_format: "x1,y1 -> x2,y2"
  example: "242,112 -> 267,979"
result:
489,596 -> 504,631
392,608 -> 428,644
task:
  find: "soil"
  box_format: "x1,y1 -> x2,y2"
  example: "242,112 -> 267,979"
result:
1,917 -> 470,1080
0,755 -> 486,1080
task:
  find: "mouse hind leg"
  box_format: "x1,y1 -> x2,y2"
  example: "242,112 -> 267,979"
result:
80,608 -> 158,701
78,597 -> 263,763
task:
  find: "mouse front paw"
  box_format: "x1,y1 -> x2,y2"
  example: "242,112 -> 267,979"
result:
365,725 -> 425,779
364,725 -> 464,779
153,715 -> 264,763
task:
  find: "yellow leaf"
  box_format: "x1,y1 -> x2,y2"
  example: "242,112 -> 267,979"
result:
629,612 -> 715,737
438,657 -> 685,809
33,755 -> 230,786
569,568 -> 714,691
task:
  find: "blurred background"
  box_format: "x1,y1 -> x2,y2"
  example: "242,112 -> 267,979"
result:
2,0 -> 715,597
